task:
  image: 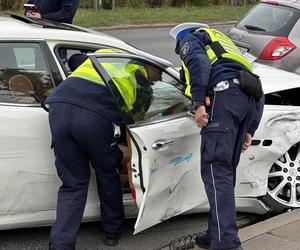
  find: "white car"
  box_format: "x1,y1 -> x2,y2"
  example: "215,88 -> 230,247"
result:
1,14 -> 300,234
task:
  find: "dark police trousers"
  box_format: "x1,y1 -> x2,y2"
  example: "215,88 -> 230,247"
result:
200,81 -> 256,250
48,103 -> 124,250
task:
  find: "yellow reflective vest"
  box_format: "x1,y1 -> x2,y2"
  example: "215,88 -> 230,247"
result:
182,28 -> 253,97
69,48 -> 147,113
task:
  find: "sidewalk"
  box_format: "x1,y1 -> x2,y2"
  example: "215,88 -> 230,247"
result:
239,209 -> 300,250
194,209 -> 300,250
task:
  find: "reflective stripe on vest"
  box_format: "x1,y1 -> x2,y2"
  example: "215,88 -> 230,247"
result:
198,28 -> 253,72
181,62 -> 191,97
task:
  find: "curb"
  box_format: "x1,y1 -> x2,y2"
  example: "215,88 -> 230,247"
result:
239,209 -> 300,243
92,21 -> 238,31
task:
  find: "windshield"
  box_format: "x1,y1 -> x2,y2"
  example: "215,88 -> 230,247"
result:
236,3 -> 300,36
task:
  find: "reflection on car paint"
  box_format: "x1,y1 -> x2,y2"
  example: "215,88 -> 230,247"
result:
0,152 -> 25,160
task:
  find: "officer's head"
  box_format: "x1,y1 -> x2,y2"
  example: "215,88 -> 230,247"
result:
68,53 -> 88,71
170,22 -> 209,41
145,65 -> 162,84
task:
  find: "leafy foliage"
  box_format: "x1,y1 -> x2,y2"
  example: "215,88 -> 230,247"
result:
78,0 -> 258,9
1,0 -> 23,10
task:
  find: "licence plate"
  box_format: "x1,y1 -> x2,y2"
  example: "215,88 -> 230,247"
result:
238,46 -> 249,54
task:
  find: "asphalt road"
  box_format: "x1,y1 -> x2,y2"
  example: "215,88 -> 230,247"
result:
0,24 -> 264,250
0,212 -> 260,250
105,23 -> 234,66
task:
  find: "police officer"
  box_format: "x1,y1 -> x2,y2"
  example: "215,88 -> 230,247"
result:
170,23 -> 264,250
25,0 -> 79,24
44,48 -> 152,249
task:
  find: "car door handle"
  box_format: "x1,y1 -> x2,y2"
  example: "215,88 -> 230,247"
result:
152,139 -> 174,150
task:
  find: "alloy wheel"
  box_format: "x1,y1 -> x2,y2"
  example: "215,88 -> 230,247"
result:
267,143 -> 300,208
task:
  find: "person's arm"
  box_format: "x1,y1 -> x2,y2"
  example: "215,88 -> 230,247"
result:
177,32 -> 211,103
41,0 -> 79,23
247,94 -> 265,137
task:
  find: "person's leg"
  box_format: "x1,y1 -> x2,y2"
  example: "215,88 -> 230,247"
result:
232,99 -> 256,186
76,110 -> 124,240
48,103 -> 91,250
200,86 -> 251,249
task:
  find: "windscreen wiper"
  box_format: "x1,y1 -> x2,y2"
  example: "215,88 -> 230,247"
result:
245,24 -> 266,31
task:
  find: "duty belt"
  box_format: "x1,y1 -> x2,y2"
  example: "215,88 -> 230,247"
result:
213,78 -> 239,92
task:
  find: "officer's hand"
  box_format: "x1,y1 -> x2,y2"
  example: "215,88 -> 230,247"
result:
26,11 -> 41,19
194,106 -> 208,128
242,133 -> 252,152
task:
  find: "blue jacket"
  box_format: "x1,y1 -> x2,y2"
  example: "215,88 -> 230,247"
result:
177,30 -> 264,136
44,77 -> 123,124
27,0 -> 79,24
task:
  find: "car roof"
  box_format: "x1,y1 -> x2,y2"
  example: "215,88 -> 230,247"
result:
0,15 -> 173,68
253,62 -> 300,94
260,0 -> 300,9
0,15 -> 137,53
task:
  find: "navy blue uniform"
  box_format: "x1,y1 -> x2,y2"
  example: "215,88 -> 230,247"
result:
178,31 -> 264,249
45,77 -> 124,249
27,0 -> 79,23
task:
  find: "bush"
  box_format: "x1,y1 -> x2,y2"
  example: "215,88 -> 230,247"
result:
79,0 -> 256,9
1,0 -> 23,10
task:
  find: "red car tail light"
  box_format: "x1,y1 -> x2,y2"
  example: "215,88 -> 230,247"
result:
259,37 -> 296,60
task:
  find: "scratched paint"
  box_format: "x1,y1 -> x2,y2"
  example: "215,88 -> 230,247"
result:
169,152 -> 193,166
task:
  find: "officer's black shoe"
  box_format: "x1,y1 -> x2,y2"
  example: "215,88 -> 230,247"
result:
195,232 -> 210,249
104,235 -> 120,246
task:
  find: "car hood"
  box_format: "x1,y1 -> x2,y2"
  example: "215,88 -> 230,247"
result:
253,62 -> 300,94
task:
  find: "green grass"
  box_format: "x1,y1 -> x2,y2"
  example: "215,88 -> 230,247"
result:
1,5 -> 253,28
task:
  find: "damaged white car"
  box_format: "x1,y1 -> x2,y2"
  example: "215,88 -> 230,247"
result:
0,14 -> 300,234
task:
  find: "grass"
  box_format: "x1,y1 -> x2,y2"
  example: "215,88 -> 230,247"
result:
1,5 -> 253,28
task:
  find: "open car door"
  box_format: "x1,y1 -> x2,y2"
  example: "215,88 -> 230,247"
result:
89,53 -> 208,233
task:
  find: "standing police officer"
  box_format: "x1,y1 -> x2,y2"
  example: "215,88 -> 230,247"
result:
44,48 -> 152,249
25,0 -> 79,24
170,23 -> 264,250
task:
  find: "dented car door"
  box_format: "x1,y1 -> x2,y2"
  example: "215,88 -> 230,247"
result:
89,53 -> 208,233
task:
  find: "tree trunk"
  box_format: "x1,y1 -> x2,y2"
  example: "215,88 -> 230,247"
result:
93,0 -> 98,10
112,0 -> 116,11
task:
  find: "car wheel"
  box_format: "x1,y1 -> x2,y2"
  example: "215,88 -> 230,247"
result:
261,143 -> 300,214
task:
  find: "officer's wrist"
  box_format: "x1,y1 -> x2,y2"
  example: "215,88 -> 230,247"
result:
190,100 -> 205,113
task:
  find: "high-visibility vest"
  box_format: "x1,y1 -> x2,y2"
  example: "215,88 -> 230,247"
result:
182,28 -> 253,97
69,48 -> 147,113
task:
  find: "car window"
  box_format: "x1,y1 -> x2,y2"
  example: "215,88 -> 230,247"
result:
265,87 -> 300,106
236,3 -> 300,36
95,57 -> 190,125
55,47 -> 97,75
0,43 -> 55,104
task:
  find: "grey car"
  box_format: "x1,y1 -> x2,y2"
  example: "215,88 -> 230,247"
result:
228,0 -> 300,74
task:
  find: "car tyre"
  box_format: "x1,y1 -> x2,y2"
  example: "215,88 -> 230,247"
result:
260,143 -> 300,214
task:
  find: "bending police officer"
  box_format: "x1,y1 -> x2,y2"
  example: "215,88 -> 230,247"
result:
170,23 -> 264,250
44,48 -> 153,249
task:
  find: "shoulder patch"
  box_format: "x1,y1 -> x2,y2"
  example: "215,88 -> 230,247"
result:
180,42 -> 190,58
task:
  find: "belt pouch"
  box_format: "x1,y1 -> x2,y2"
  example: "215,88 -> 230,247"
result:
239,70 -> 263,101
